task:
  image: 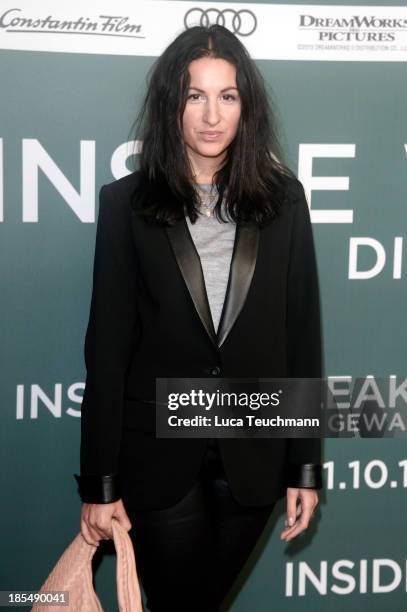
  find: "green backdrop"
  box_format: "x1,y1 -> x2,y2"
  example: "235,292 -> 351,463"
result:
1,1 -> 406,610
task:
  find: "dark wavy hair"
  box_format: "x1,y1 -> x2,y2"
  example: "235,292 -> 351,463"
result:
127,24 -> 296,227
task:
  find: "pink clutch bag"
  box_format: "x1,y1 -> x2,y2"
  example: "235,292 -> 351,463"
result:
32,517 -> 144,611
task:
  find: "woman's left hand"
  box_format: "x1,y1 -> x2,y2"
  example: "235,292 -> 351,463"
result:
280,487 -> 318,541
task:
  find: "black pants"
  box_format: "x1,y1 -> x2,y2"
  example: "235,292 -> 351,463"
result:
126,439 -> 276,611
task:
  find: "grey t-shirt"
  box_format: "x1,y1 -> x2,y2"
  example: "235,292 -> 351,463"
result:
185,184 -> 236,333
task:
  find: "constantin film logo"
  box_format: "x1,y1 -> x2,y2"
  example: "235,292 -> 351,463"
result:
300,13 -> 407,43
0,7 -> 144,38
184,7 -> 257,36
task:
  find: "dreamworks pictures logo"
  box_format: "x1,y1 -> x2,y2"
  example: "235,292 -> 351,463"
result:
299,13 -> 406,43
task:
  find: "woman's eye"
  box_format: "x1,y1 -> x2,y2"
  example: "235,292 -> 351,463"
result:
187,93 -> 239,102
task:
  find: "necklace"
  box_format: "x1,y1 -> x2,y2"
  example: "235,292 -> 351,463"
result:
194,184 -> 218,217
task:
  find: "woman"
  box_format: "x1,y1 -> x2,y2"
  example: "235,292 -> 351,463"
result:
74,25 -> 323,611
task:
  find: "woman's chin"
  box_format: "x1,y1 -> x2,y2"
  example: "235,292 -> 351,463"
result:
194,143 -> 228,159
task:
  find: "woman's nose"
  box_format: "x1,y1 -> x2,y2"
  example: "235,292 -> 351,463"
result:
202,100 -> 221,125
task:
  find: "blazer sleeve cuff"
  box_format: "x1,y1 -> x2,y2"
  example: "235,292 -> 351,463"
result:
74,473 -> 121,504
286,463 -> 323,489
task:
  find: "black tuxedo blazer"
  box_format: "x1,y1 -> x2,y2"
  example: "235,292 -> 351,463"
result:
74,170 -> 324,510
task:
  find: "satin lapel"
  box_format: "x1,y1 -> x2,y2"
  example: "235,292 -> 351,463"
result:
216,221 -> 259,347
165,217 -> 259,349
165,217 -> 217,347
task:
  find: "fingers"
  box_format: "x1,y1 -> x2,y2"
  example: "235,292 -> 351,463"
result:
280,489 -> 318,542
80,502 -> 118,545
281,498 -> 316,540
80,517 -> 100,547
285,487 -> 299,529
284,500 -> 302,526
281,509 -> 311,541
114,502 -> 132,532
91,516 -> 114,541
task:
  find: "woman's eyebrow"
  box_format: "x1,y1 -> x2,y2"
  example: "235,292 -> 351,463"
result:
188,86 -> 239,93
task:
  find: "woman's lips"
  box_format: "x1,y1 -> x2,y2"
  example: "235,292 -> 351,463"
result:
200,132 -> 223,141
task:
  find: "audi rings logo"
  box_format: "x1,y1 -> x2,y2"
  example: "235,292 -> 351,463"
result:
184,8 -> 257,36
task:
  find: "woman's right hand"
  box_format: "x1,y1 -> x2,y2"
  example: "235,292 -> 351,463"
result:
80,498 -> 132,546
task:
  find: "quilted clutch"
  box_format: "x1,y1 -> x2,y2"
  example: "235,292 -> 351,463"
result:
32,517 -> 144,611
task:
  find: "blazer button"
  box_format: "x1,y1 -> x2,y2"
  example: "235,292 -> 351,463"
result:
210,366 -> 221,376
